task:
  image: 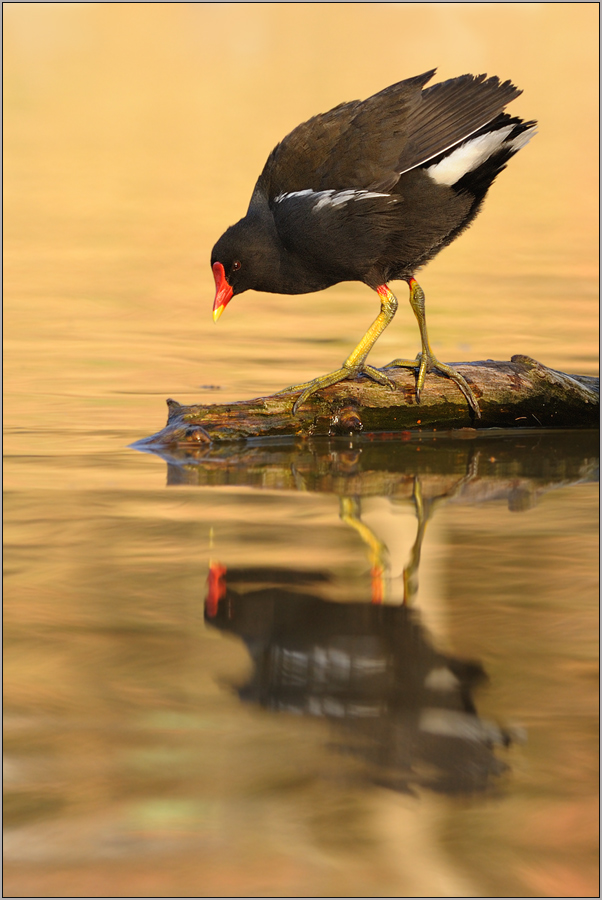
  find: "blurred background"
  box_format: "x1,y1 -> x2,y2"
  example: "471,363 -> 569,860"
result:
4,2 -> 598,428
4,4 -> 599,897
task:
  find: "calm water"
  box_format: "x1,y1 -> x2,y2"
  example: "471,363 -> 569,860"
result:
4,6 -> 599,898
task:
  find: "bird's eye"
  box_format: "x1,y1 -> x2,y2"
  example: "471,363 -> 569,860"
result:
232,260 -> 241,272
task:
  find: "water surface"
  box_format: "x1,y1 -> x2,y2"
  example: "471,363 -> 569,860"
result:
4,5 -> 598,897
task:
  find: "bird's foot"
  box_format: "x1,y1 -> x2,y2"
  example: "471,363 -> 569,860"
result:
383,353 -> 481,418
284,364 -> 395,414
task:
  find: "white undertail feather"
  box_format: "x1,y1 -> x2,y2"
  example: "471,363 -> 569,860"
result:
425,125 -> 536,186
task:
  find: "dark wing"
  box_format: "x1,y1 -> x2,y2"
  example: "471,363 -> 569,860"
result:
254,70 -> 435,201
254,99 -> 361,200
253,70 -> 523,203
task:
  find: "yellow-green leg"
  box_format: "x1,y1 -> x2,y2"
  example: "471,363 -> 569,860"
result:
386,277 -> 481,417
284,284 -> 399,414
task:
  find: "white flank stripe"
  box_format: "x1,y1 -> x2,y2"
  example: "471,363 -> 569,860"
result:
274,189 -> 314,203
275,188 -> 392,212
426,125 -> 529,186
312,190 -> 336,211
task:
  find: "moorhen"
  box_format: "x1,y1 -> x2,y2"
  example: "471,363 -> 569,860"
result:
211,69 -> 536,416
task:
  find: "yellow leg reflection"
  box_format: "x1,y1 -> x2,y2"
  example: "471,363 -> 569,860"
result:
339,497 -> 388,604
340,455 -> 480,607
402,478 -> 430,607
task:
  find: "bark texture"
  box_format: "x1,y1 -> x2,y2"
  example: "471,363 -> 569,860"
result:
141,356 -> 599,446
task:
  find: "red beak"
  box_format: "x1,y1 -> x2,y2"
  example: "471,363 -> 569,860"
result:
212,262 -> 233,322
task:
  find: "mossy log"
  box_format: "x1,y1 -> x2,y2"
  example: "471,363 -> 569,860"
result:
142,355 -> 598,446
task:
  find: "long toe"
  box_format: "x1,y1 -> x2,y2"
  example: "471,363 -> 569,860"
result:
290,366 -> 357,414
430,358 -> 481,417
289,363 -> 397,413
362,365 -> 396,389
383,356 -> 422,370
383,353 -> 481,416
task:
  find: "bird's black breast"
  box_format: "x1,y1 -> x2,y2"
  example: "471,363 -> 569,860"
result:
269,172 -> 473,288
270,188 -> 404,287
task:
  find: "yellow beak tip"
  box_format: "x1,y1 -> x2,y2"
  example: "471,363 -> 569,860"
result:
213,305 -> 225,323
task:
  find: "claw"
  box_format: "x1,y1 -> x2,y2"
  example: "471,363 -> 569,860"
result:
384,353 -> 481,417
288,360 -> 401,414
363,364 -> 396,390
289,365 -> 354,413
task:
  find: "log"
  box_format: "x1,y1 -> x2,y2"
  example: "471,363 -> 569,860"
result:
140,355 -> 599,446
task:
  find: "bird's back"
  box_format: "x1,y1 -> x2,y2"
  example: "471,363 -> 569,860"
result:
256,70 -> 524,202
213,70 -> 535,297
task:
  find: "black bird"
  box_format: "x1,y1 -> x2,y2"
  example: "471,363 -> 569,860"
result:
211,69 -> 536,416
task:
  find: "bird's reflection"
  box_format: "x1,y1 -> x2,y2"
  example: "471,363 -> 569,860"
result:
205,479 -> 515,795
150,431 -> 600,795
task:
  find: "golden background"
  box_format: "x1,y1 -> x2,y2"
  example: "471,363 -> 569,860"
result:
4,5 -> 599,897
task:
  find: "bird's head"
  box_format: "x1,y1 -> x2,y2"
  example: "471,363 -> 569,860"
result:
210,230 -> 245,323
211,217 -> 278,322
